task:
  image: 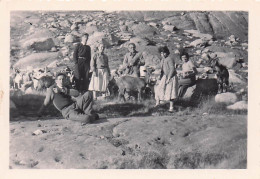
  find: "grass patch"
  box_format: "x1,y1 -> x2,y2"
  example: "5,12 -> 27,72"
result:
10,89 -> 247,121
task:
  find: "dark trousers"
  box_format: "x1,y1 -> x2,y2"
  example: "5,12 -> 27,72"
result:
74,68 -> 91,92
61,91 -> 94,123
178,77 -> 196,98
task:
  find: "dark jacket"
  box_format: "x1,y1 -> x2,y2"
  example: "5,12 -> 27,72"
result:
73,43 -> 91,79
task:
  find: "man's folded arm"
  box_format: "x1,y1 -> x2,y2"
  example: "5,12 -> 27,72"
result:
37,88 -> 53,115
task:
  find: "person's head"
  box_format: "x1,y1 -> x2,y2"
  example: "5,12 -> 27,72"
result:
81,33 -> 89,44
180,52 -> 189,63
55,73 -> 67,88
98,43 -> 105,53
158,46 -> 170,58
128,43 -> 136,53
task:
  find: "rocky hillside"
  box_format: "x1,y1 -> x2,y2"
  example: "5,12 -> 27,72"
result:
10,10 -> 248,98
10,11 -> 248,68
118,11 -> 248,41
9,11 -> 248,169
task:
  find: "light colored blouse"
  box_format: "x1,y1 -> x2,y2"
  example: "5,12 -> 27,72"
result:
161,56 -> 176,79
90,53 -> 110,73
182,60 -> 196,73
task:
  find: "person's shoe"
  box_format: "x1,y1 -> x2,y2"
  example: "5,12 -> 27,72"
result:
168,107 -> 174,113
154,101 -> 160,107
81,116 -> 91,126
92,113 -> 99,121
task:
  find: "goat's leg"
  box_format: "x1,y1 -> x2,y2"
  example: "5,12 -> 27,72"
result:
223,78 -> 229,93
217,77 -> 223,94
222,83 -> 227,93
138,89 -> 142,102
218,84 -> 223,94
118,88 -> 125,102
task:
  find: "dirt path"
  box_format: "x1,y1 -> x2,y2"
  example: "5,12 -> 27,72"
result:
9,114 -> 247,169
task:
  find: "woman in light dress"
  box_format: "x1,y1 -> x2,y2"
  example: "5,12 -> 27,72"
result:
155,46 -> 178,112
88,43 -> 111,100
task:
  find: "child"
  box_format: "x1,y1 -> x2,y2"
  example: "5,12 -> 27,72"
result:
89,43 -> 111,99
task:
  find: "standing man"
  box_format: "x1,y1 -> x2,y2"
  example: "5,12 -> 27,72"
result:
37,73 -> 99,125
73,33 -> 91,92
123,43 -> 144,77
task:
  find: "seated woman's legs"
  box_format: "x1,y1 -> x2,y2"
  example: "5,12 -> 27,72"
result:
178,78 -> 195,98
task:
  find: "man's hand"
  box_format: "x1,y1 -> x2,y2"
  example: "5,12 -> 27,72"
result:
71,96 -> 77,102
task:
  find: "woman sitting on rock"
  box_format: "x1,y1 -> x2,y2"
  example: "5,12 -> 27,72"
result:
155,46 -> 178,112
88,43 -> 111,100
178,52 -> 198,98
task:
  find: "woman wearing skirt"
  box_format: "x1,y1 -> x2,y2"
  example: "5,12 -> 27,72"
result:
89,43 -> 111,99
155,46 -> 178,112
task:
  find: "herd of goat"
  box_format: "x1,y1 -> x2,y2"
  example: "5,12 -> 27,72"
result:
10,57 -> 230,101
10,66 -> 158,101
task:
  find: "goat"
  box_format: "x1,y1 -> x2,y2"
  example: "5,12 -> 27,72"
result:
115,67 -> 154,101
13,71 -> 24,89
34,76 -> 55,91
211,58 -> 229,93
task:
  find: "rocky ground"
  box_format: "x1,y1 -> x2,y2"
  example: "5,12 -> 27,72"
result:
10,104 -> 247,169
9,11 -> 248,169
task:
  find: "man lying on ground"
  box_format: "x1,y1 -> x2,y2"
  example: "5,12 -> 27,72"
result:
37,73 -> 99,125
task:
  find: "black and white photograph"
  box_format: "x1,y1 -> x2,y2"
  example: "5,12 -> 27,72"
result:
8,10 -> 249,169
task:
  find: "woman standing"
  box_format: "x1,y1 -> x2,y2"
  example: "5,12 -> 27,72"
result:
155,46 -> 178,112
178,52 -> 197,98
89,43 -> 111,100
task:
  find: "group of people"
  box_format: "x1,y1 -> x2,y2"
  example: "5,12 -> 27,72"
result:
38,33 -> 112,125
38,32 -> 198,124
155,46 -> 197,112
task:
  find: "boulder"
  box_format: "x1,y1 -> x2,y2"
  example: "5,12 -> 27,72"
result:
215,92 -> 238,105
60,46 -> 70,56
14,52 -> 59,69
228,70 -> 246,84
119,21 -> 125,26
59,19 -> 72,28
201,53 -> 210,61
208,12 -> 248,41
84,25 -> 99,35
163,25 -> 177,32
184,30 -> 213,41
47,60 -> 59,68
70,30 -> 81,37
70,23 -> 78,31
182,85 -> 196,99
123,37 -> 150,49
130,23 -> 158,38
107,34 -> 120,46
50,47 -> 57,52
64,34 -> 77,43
22,37 -> 55,51
119,25 -> 128,32
162,15 -> 196,30
149,22 -> 159,28
88,32 -> 111,48
190,39 -> 207,47
142,49 -> 160,67
227,101 -> 247,110
46,17 -> 55,22
189,12 -> 214,34
214,52 -> 237,68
